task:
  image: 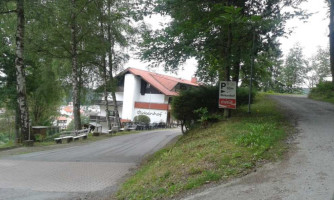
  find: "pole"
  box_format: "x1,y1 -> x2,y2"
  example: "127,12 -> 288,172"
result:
248,28 -> 256,113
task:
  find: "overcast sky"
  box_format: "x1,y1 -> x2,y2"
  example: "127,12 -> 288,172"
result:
124,0 -> 330,81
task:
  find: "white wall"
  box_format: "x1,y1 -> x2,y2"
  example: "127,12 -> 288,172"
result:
107,92 -> 123,101
138,93 -> 166,104
122,74 -> 141,120
134,108 -> 168,123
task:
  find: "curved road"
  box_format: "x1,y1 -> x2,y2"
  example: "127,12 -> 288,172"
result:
0,129 -> 181,200
184,95 -> 334,200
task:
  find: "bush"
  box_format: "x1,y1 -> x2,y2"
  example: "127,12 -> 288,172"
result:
0,133 -> 10,145
309,81 -> 334,103
133,115 -> 150,124
66,116 -> 89,131
236,87 -> 257,105
171,85 -> 256,133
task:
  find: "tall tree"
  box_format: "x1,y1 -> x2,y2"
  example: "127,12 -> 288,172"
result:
94,0 -> 139,129
70,0 -> 81,130
2,0 -> 31,140
307,46 -> 331,87
329,0 -> 334,84
27,0 -> 103,130
281,44 -> 307,92
140,0 -> 306,117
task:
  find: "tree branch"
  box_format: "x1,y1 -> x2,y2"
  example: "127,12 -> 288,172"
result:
0,10 -> 17,15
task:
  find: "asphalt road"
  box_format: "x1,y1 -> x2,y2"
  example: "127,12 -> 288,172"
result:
183,95 -> 334,200
0,129 -> 181,200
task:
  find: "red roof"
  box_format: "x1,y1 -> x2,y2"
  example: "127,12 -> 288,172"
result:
123,68 -> 198,96
64,106 -> 73,113
57,116 -> 67,121
121,119 -> 131,123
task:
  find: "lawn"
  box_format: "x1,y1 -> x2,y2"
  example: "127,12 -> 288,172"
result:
116,94 -> 292,200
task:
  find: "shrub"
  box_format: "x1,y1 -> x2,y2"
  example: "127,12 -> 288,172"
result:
172,85 -> 256,133
309,81 -> 334,103
237,87 -> 257,105
194,107 -> 221,128
133,115 -> 150,124
0,133 -> 10,144
66,116 -> 89,131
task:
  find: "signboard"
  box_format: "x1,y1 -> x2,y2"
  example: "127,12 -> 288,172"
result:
219,81 -> 236,109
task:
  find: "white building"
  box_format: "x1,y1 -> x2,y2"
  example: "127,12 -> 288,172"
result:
96,68 -> 199,124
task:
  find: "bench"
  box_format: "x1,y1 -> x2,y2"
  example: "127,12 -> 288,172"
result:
109,126 -> 119,134
54,129 -> 89,143
119,125 -> 129,132
54,135 -> 73,144
73,134 -> 88,141
128,125 -> 137,131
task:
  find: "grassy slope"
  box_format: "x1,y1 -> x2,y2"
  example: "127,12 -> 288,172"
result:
116,94 -> 291,200
308,82 -> 334,104
309,91 -> 334,104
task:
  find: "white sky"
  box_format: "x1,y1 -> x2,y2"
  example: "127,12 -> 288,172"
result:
280,0 -> 329,58
124,0 -> 330,81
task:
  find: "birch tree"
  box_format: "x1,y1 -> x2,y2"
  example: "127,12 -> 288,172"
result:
0,0 -> 30,140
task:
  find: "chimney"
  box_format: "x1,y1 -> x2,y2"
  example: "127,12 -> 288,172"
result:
191,77 -> 197,84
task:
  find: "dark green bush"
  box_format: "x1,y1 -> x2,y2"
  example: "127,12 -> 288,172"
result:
237,87 -> 257,105
172,85 -> 256,133
0,133 -> 10,144
309,81 -> 334,103
133,115 -> 150,124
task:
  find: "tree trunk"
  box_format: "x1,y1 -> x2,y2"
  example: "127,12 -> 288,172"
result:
98,4 -> 112,131
330,0 -> 334,84
103,67 -> 111,130
15,105 -> 20,143
224,23 -> 232,118
15,0 -> 30,140
107,0 -> 120,128
232,48 -> 241,87
71,0 -> 81,130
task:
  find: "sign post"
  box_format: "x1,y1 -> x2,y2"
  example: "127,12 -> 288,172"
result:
219,81 -> 236,109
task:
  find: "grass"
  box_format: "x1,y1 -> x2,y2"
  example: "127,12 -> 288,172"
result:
116,94 -> 292,200
0,130 -> 140,151
308,82 -> 334,104
0,140 -> 16,149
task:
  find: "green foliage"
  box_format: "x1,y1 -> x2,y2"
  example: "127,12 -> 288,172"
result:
141,0 -> 307,86
194,107 -> 220,128
133,115 -> 150,124
234,123 -> 285,156
26,59 -> 64,126
172,86 -> 256,130
0,41 -> 17,110
307,46 -> 331,88
172,86 -> 219,120
280,44 -> 307,92
309,81 -> 334,104
0,133 -> 10,145
66,116 -> 89,131
236,87 -> 256,105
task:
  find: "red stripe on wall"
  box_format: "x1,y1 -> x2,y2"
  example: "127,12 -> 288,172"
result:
135,102 -> 169,110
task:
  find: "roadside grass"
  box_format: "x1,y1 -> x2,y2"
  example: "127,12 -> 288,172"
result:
308,82 -> 334,104
0,130 -> 140,151
116,94 -> 291,200
0,140 -> 16,149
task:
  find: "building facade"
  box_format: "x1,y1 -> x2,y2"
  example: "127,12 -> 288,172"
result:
98,68 -> 198,124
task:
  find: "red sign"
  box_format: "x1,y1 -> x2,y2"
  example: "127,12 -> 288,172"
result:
219,99 -> 236,109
